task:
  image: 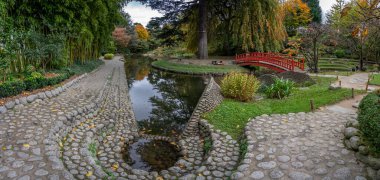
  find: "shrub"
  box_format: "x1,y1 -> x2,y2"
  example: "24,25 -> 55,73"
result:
358,93 -> 380,156
24,77 -> 45,91
0,80 -> 26,98
221,72 -> 260,102
30,72 -> 43,78
265,78 -> 295,99
104,53 -> 114,60
334,49 -> 346,58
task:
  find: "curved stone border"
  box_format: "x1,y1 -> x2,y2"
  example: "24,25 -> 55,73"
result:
0,61 -> 105,114
151,62 -> 229,76
344,119 -> 380,179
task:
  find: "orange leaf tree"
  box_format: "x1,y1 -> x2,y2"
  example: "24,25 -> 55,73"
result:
283,0 -> 312,36
135,24 -> 150,40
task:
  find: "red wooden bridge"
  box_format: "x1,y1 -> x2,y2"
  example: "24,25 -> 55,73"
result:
234,52 -> 305,72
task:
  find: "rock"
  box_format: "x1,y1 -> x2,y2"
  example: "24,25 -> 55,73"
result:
367,167 -> 377,179
230,172 -> 244,180
354,176 -> 366,180
288,172 -> 312,180
19,97 -> 28,104
314,168 -> 328,175
270,169 -> 284,179
45,91 -> 53,98
0,106 -> 7,114
250,171 -> 265,179
38,92 -> 46,99
352,103 -> 360,108
358,146 -> 369,155
212,171 -> 224,178
35,169 -> 49,176
26,95 -> 37,103
277,155 -> 290,163
333,167 -> 351,180
349,136 -> 360,150
5,101 -> 15,109
329,85 -> 341,90
368,156 -> 380,170
344,127 -> 359,138
257,161 -> 277,170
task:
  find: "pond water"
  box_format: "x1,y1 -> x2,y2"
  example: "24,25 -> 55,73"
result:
124,56 -> 205,171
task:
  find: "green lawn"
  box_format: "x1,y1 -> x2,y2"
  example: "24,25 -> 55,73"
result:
204,77 -> 364,139
151,60 -> 247,74
370,74 -> 380,85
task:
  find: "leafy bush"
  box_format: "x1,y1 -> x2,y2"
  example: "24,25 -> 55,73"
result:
334,49 -> 346,58
30,72 -> 43,78
104,53 -> 114,60
358,93 -> 380,156
265,78 -> 295,99
0,80 -> 26,98
24,76 -> 45,91
221,72 -> 260,102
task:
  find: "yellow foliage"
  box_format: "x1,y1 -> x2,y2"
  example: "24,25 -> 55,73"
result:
283,0 -> 312,27
221,72 -> 260,102
135,24 -> 150,40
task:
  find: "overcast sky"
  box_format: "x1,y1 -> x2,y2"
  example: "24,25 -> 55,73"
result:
124,0 -> 339,26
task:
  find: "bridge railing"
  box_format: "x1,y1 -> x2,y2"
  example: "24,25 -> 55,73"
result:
235,52 -> 305,71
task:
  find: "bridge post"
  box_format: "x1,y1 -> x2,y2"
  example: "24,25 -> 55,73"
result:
291,60 -> 295,71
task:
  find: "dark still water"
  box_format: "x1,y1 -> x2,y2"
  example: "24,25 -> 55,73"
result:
124,56 -> 205,136
124,56 -> 205,171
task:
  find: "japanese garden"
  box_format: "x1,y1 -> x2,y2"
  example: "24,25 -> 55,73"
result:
0,0 -> 380,179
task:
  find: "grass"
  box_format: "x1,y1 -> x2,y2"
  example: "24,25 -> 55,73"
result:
204,77 -> 365,139
152,60 -> 247,74
369,74 -> 380,85
311,71 -> 356,76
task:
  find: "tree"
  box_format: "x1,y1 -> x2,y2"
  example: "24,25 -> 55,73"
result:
198,0 -> 208,59
135,23 -> 150,40
302,0 -> 323,23
283,0 -> 312,36
299,23 -> 327,73
112,27 -> 132,52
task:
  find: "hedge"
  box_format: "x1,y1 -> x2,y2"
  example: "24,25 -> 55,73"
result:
358,93 -> 380,156
0,73 -> 70,98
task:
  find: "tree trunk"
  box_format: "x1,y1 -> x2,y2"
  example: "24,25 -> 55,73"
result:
360,44 -> 364,71
197,0 -> 208,59
313,40 -> 318,73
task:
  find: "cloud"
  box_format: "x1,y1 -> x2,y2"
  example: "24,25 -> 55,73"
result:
320,0 -> 337,14
123,2 -> 163,27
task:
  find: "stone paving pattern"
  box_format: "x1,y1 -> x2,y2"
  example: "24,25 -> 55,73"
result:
0,56 -> 374,180
233,112 -> 368,180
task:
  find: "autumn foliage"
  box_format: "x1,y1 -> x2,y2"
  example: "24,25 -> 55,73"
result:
135,24 -> 150,40
112,27 -> 131,49
283,0 -> 312,32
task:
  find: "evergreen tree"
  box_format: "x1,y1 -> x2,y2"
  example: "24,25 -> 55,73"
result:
302,0 -> 322,23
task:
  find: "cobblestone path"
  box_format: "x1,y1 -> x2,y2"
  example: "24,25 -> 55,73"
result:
0,59 -> 124,179
237,111 -> 367,180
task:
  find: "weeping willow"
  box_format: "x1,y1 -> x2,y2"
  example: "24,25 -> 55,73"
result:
186,0 -> 286,54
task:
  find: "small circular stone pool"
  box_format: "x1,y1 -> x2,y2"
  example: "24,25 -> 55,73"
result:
124,139 -> 182,171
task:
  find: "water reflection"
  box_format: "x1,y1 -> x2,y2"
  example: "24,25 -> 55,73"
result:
125,56 -> 205,136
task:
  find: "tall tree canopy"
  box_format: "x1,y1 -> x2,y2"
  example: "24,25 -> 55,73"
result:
136,0 -> 286,56
302,0 -> 323,23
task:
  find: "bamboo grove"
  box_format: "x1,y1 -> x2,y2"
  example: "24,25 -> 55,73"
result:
0,0 -> 128,75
